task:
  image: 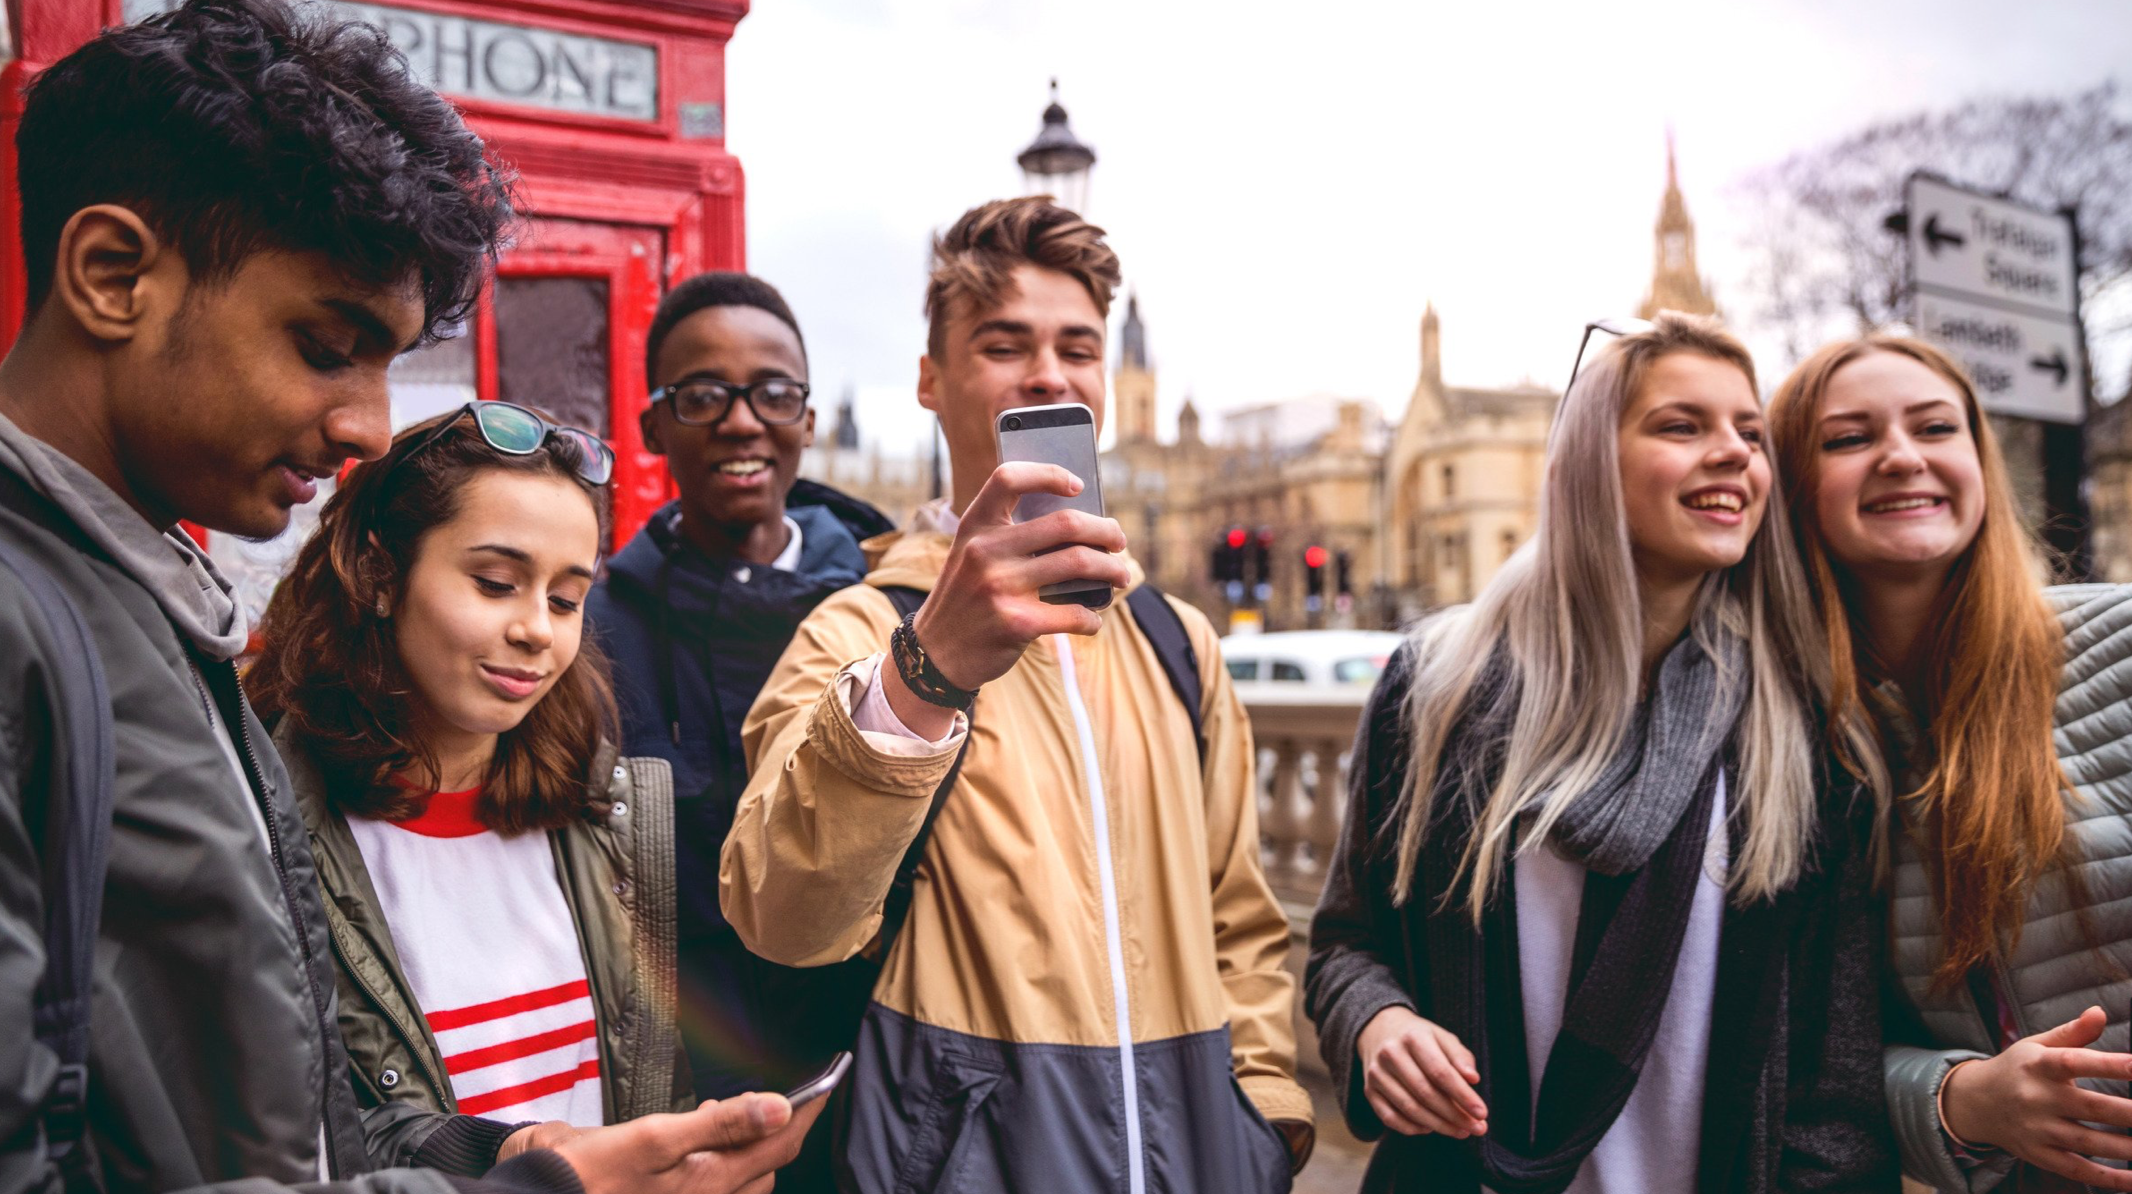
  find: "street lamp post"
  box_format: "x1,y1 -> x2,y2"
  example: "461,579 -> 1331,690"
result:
1017,78 -> 1096,215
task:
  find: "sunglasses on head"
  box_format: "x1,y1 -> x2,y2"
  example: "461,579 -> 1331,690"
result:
1565,317 -> 1658,391
398,401 -> 615,486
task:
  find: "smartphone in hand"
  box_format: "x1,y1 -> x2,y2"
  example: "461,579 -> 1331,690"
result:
995,402 -> 1112,610
783,1051 -> 853,1110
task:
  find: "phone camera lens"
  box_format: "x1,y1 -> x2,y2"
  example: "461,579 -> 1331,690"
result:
1005,415 -> 1024,431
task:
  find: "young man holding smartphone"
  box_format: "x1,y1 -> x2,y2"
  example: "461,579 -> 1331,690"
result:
721,196 -> 1314,1193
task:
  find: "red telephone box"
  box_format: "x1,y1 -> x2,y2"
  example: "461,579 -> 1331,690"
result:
1,0 -> 748,556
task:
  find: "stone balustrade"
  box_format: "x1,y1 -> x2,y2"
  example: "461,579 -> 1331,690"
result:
1237,685 -> 1367,918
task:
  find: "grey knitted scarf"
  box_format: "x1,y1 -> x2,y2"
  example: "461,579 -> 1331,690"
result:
1549,628 -> 1748,875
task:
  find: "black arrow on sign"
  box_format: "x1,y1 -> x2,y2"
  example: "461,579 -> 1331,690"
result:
2031,347 -> 2069,388
1922,213 -> 1966,256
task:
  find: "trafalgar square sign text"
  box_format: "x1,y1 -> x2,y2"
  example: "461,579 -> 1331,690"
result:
123,0 -> 660,123
1905,174 -> 2085,423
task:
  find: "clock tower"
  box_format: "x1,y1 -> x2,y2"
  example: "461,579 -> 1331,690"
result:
1637,132 -> 1717,319
1115,292 -> 1157,443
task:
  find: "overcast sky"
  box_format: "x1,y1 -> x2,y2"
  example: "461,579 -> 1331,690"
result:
725,0 -> 2132,455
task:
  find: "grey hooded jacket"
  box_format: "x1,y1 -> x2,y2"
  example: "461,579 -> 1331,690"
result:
1884,583 -> 2132,1193
0,412 -> 575,1194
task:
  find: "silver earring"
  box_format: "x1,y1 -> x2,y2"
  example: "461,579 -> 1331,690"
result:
374,597 -> 389,618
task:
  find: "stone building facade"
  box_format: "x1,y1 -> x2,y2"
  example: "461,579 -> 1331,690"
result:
798,388 -> 934,527
1100,139 -> 1720,634
1099,290 -> 1400,632
2083,394 -> 2132,582
1105,300 -> 1543,634
815,140 -> 1723,632
1382,306 -> 1556,621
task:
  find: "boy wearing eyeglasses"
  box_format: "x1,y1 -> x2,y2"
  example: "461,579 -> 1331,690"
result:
587,274 -> 894,1123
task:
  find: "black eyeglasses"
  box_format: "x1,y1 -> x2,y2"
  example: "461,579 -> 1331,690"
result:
649,377 -> 811,427
1566,317 -> 1657,391
399,401 -> 615,485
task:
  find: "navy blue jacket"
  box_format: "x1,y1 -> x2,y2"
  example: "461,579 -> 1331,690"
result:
587,479 -> 892,1099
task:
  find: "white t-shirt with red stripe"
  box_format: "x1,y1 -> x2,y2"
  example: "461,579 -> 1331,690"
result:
347,788 -> 605,1126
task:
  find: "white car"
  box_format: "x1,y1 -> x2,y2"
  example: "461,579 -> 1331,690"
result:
1217,629 -> 1404,688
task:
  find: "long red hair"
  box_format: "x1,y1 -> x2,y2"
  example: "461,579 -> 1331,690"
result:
1767,335 -> 2067,991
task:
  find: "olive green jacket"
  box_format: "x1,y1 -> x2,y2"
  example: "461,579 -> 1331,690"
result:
277,723 -> 693,1170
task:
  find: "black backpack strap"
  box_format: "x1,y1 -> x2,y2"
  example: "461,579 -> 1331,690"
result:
864,581 -> 1202,958
0,495 -> 115,1183
867,585 -> 972,963
1125,584 -> 1206,767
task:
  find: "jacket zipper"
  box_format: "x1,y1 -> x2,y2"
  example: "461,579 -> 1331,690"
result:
323,920 -> 455,1108
1989,957 -> 2032,1040
554,826 -> 620,1125
1051,636 -> 1146,1194
191,660 -> 345,1178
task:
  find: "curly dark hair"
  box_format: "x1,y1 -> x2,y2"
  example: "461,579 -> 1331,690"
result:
15,0 -> 514,340
645,271 -> 808,387
249,410 -> 617,833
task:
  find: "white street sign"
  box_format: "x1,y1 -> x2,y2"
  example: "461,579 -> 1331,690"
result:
1907,176 -> 2077,318
1916,294 -> 2083,423
1905,174 -> 2084,423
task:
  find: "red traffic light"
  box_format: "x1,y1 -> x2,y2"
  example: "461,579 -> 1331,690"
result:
1226,528 -> 1247,549
1304,545 -> 1328,569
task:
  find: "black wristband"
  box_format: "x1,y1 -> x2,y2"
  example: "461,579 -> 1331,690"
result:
891,612 -> 978,711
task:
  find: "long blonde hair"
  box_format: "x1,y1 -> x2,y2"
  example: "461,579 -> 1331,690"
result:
1767,335 -> 2066,992
1392,313 -> 1819,916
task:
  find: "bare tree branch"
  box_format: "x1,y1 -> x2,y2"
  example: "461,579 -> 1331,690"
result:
1733,82 -> 2132,398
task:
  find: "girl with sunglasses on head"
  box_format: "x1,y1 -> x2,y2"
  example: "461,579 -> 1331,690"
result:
1307,313 -> 1894,1194
1768,337 -> 2132,1193
248,403 -> 700,1173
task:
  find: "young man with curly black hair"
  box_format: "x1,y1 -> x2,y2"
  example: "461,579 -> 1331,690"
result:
0,4 -> 815,1193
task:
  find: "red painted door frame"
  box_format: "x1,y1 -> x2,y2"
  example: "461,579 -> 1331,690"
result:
481,219 -> 671,538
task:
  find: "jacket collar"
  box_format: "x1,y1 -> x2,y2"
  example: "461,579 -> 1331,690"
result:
612,500 -> 868,598
0,409 -> 249,658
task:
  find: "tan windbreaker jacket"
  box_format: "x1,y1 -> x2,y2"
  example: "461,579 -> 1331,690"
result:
721,527 -> 1311,1192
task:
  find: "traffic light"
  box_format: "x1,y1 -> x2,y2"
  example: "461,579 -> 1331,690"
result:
1304,544 -> 1327,613
1212,528 -> 1248,601
1212,528 -> 1246,584
1335,549 -> 1353,596
1251,529 -> 1273,604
